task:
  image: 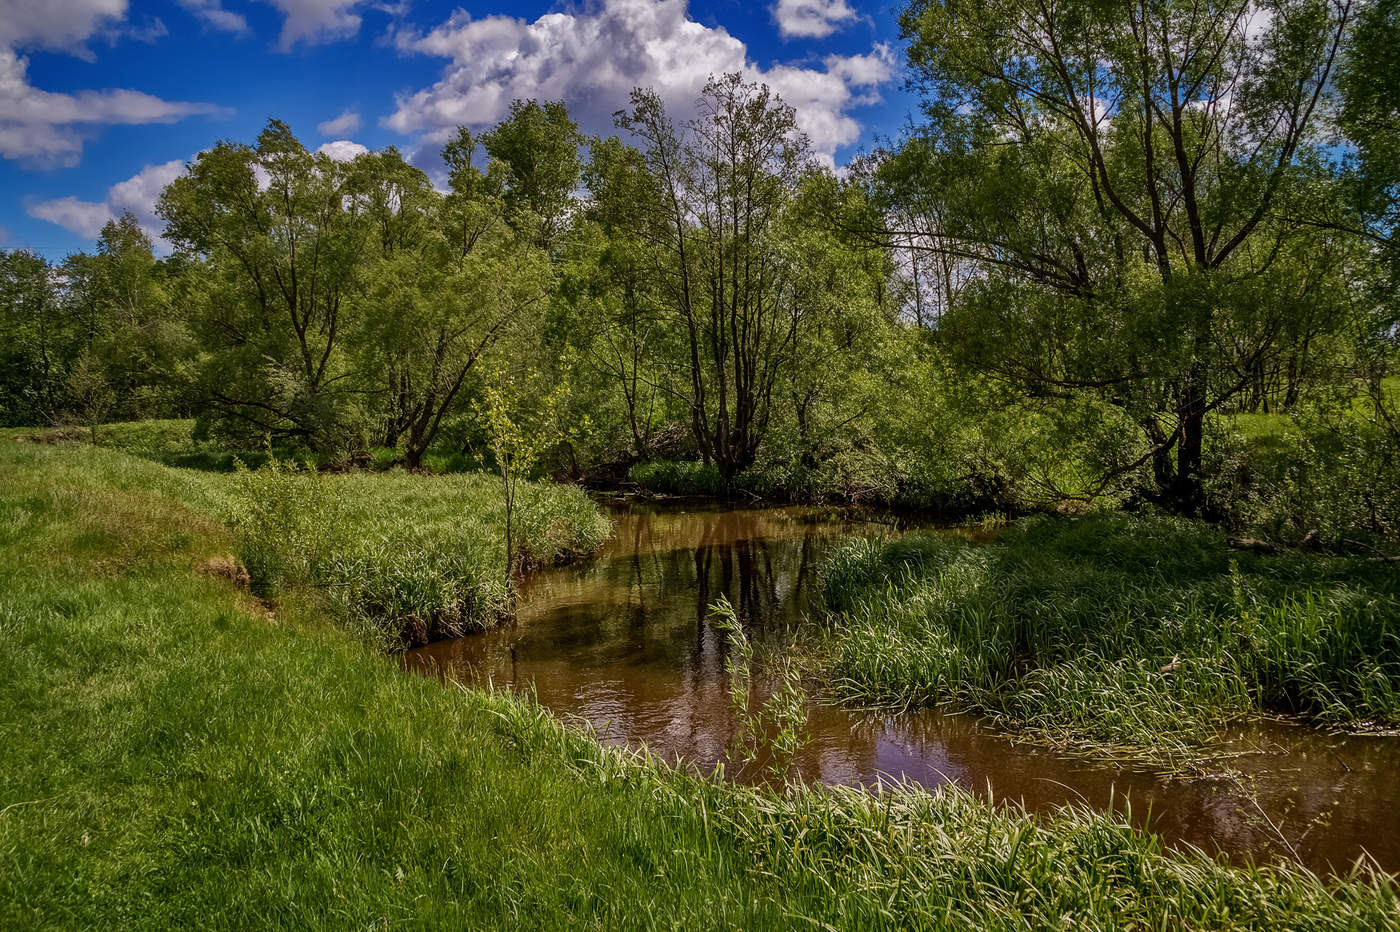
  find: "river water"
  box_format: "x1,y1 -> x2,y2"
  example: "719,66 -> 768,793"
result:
405,502 -> 1400,876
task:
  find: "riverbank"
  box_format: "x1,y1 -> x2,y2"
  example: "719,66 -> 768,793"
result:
2,438 -> 1398,928
816,514 -> 1400,766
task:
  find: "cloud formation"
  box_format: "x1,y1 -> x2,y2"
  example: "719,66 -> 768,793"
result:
773,0 -> 857,39
316,139 -> 369,160
387,0 -> 896,167
0,0 -> 222,166
28,158 -> 185,243
0,0 -> 127,60
265,0 -> 367,49
177,0 -> 250,34
317,109 -> 362,136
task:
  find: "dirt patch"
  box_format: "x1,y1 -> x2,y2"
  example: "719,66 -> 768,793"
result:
201,555 -> 251,590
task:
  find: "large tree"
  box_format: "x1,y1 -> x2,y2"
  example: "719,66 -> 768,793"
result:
356,133 -> 552,468
159,119 -> 372,448
482,99 -> 586,249
878,0 -> 1355,510
616,74 -> 819,484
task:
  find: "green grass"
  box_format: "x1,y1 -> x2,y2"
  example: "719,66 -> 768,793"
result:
228,459 -> 611,645
817,514 -> 1400,763
2,438 -> 1399,928
628,459 -> 730,496
8,429 -> 611,647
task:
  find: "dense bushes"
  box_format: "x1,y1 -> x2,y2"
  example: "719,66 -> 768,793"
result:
818,514 -> 1400,760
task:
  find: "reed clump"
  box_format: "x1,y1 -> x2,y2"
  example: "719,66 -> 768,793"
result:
818,513 -> 1400,761
228,458 -> 611,645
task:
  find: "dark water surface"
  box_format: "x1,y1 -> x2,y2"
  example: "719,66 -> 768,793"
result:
406,502 -> 1400,876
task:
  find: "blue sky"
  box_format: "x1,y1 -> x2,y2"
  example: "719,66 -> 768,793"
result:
0,0 -> 917,258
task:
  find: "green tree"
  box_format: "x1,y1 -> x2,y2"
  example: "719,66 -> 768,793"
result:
158,119 -> 373,449
616,74 -> 820,486
0,250 -> 63,426
482,99 -> 585,249
880,0 -> 1356,511
60,215 -> 190,421
356,133 -> 553,468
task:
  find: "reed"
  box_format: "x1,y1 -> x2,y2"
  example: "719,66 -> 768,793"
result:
818,514 -> 1400,762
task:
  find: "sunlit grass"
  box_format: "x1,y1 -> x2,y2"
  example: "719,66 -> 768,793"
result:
1,438 -> 1397,928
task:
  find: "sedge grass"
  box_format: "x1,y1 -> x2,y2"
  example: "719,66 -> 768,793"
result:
817,513 -> 1400,764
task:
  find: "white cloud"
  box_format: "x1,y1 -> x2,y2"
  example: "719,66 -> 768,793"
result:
178,0 -> 249,34
387,0 -> 896,167
264,0 -> 366,50
317,109 -> 362,135
316,139 -> 369,160
0,0 -> 128,59
28,158 -> 185,244
0,48 -> 223,166
773,0 -> 856,39
0,2 -> 223,166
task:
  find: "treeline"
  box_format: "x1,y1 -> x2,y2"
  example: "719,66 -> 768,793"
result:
3,0 -> 1398,539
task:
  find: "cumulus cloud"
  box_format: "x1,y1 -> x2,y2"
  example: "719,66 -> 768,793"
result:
0,1 -> 223,166
0,0 -> 128,60
265,0 -> 366,49
178,0 -> 250,34
317,109 -> 362,136
28,158 -> 185,244
387,0 -> 897,167
316,139 -> 369,160
773,0 -> 856,39
0,48 -> 223,166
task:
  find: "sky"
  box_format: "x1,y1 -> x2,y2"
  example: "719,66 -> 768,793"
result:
0,0 -> 919,258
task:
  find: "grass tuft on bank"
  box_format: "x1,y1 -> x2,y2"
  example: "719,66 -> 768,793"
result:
818,514 -> 1400,762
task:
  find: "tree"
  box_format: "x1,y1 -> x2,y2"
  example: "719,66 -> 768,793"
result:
481,365 -> 574,583
60,215 -> 189,421
616,74 -> 817,486
158,119 -> 373,448
878,0 -> 1355,511
0,250 -> 63,427
356,133 -> 553,468
567,135 -> 670,458
482,99 -> 585,249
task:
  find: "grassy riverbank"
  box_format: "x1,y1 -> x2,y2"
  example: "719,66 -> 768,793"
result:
12,424 -> 610,646
818,514 -> 1400,763
2,438 -> 1398,928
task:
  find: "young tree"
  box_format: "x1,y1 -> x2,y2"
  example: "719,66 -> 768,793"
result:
480,365 -> 574,583
878,0 -> 1356,511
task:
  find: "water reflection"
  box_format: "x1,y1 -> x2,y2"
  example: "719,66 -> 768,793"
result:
406,502 -> 1400,876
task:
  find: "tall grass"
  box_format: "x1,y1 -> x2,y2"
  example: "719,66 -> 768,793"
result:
628,459 -> 730,496
228,459 -> 611,645
819,514 -> 1400,761
2,437 -> 1397,929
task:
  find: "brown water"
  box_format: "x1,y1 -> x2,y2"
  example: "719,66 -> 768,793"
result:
406,502 -> 1400,876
